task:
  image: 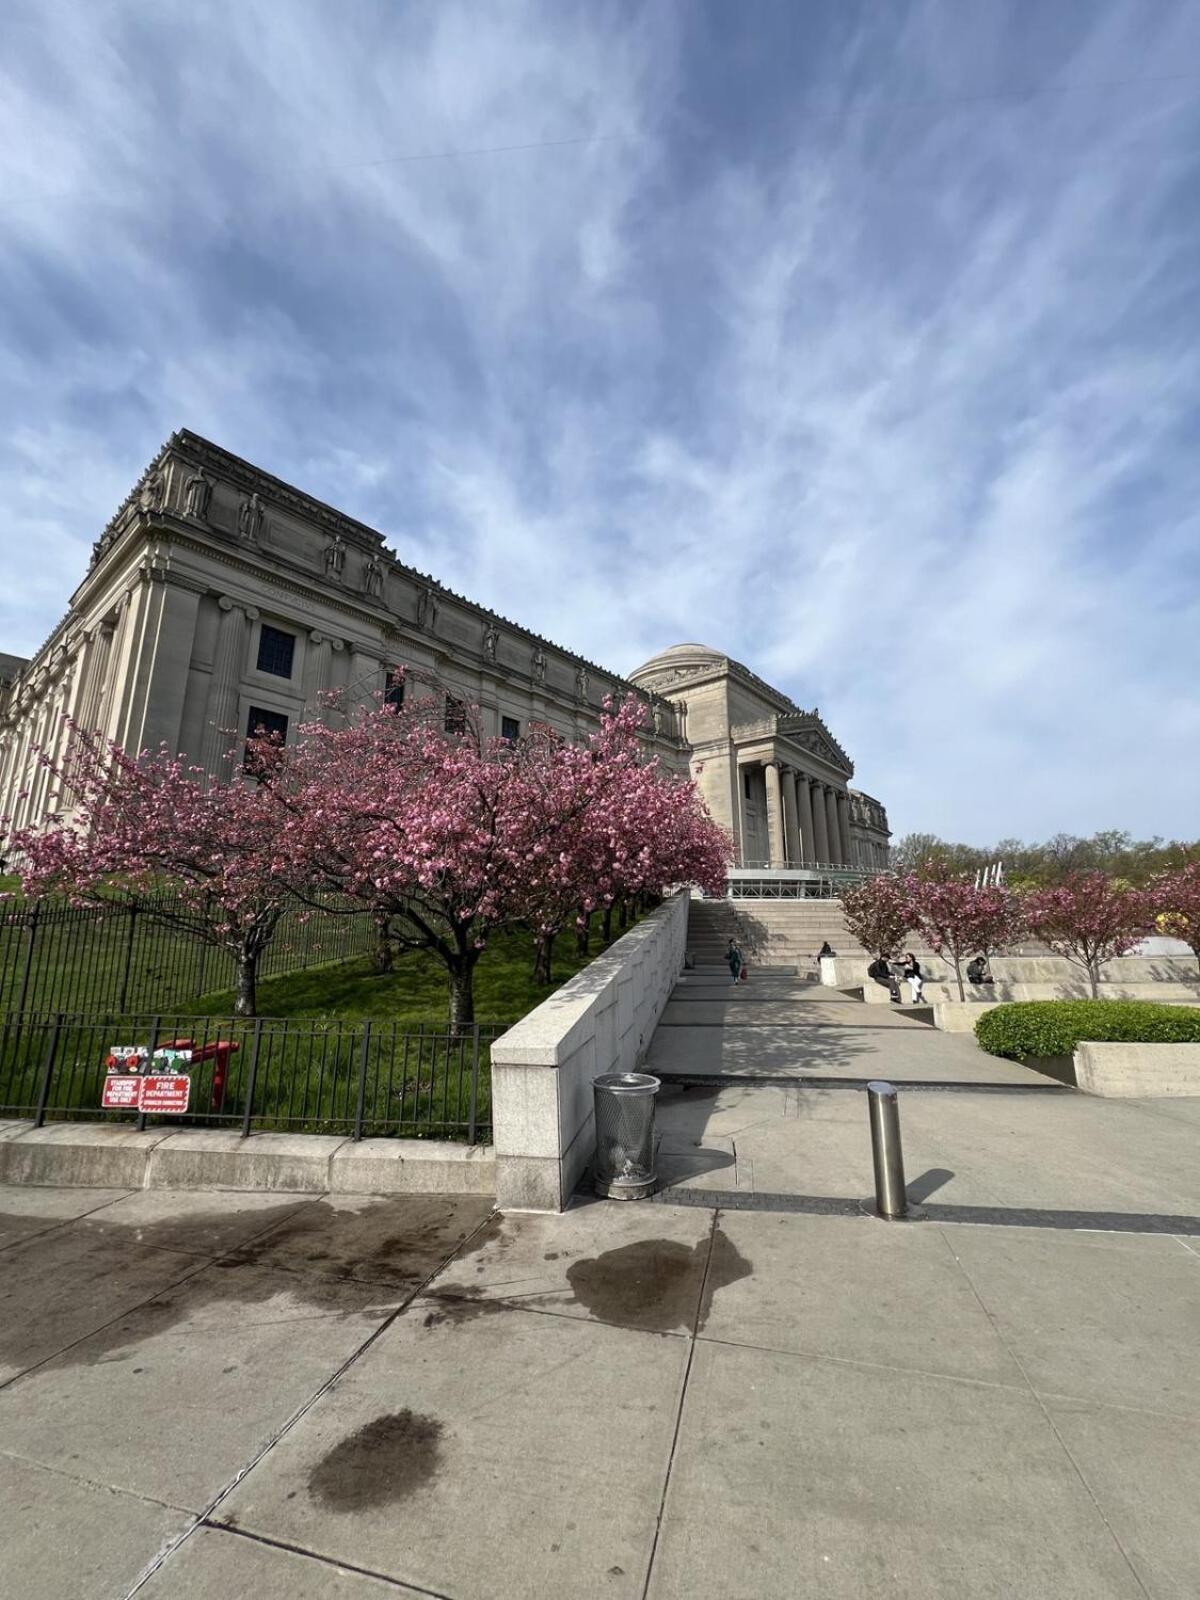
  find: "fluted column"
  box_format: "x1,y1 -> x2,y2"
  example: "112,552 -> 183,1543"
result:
302,630 -> 341,720
764,761 -> 786,867
781,768 -> 801,866
796,771 -> 815,863
824,787 -> 842,864
75,623 -> 114,735
201,597 -> 254,777
837,792 -> 852,865
808,778 -> 827,861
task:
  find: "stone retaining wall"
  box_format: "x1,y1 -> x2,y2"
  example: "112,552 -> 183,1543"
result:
490,891 -> 689,1212
0,1121 -> 493,1193
1074,1042 -> 1200,1098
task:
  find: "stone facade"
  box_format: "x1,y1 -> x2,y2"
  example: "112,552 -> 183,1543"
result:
0,435 -> 890,872
0,431 -> 688,831
628,643 -> 890,869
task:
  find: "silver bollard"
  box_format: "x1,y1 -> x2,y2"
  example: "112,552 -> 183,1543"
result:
867,1080 -> 908,1219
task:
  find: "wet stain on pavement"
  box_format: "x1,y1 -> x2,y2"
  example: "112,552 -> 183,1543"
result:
308,1410 -> 443,1510
697,1226 -> 753,1331
0,1196 -> 491,1376
420,1284 -> 516,1329
565,1226 -> 751,1334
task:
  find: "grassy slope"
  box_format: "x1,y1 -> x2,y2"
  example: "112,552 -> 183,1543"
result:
191,915 -> 637,1027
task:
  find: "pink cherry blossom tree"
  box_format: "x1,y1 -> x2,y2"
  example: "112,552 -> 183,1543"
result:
840,874 -> 914,962
904,871 -> 1028,1001
6,721 -> 302,1016
269,684 -> 729,1029
1151,860 -> 1200,973
1022,871 -> 1155,998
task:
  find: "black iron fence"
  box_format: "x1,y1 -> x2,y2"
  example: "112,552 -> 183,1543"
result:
0,1012 -> 507,1143
0,894 -> 377,1016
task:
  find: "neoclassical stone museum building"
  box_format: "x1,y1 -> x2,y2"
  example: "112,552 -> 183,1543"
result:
0,431 -> 889,877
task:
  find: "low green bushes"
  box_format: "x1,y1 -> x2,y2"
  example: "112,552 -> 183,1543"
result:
976,1000 -> 1200,1061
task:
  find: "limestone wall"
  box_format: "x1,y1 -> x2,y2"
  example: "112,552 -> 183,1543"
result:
1074,1042 -> 1200,1097
490,892 -> 689,1212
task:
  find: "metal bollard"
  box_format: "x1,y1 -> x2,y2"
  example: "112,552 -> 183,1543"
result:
867,1080 -> 908,1219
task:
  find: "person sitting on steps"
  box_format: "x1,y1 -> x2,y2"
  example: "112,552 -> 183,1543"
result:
867,952 -> 902,1003
902,951 -> 924,1004
966,953 -> 994,985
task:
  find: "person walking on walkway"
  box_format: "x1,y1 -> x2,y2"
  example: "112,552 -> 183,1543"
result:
902,951 -> 924,1004
725,939 -> 744,985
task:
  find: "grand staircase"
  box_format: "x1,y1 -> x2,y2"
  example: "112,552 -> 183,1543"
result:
685,897 -> 799,977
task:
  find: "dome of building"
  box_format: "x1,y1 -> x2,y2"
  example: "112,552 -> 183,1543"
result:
628,643 -> 725,684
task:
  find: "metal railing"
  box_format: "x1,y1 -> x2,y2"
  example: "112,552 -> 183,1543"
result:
0,1011 -> 506,1143
0,895 -> 377,1017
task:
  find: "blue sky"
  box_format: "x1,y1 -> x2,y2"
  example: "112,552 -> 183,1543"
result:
2,0 -> 1198,843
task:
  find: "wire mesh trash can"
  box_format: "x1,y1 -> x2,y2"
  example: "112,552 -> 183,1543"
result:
594,1072 -> 660,1200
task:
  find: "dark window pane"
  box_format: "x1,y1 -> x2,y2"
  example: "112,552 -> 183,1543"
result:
444,695 -> 466,734
256,624 -> 295,678
385,669 -> 405,711
501,716 -> 520,742
246,706 -> 288,742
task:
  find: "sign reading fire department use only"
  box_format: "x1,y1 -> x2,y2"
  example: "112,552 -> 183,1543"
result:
102,1046 -> 193,1114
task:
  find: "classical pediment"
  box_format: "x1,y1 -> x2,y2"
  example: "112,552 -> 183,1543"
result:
778,712 -> 853,776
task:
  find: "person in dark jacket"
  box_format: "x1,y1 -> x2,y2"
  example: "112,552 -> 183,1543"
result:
966,954 -> 994,985
902,951 -> 924,1003
867,954 -> 901,1002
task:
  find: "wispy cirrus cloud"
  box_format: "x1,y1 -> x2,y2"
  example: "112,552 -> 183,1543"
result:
1,0 -> 1198,841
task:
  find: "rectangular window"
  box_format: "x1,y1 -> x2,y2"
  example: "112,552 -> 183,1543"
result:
743,771 -> 752,800
256,624 -> 295,679
385,669 -> 405,711
246,706 -> 289,743
501,716 -> 520,742
444,694 -> 467,734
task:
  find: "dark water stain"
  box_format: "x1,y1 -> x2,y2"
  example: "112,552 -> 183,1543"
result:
565,1226 -> 751,1334
420,1285 -> 513,1330
308,1410 -> 443,1511
0,1196 -> 489,1374
697,1226 -> 753,1331
225,1195 -> 492,1286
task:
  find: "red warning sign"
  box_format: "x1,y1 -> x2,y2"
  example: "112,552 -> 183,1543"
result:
100,1071 -> 191,1114
101,1075 -> 142,1109
138,1075 -> 192,1115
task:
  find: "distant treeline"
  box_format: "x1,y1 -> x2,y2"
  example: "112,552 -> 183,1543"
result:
890,830 -> 1198,888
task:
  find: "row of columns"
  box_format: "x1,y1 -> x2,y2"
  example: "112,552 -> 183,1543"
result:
757,761 -> 854,867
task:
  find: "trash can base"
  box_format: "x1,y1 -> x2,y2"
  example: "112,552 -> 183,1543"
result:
595,1173 -> 656,1201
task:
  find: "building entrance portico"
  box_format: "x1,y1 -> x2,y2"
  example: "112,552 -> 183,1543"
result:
629,643 -> 890,887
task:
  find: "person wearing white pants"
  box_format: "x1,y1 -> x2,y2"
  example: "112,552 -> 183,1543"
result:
902,952 -> 924,1003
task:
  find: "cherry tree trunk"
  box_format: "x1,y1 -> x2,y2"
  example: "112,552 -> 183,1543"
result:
602,904 -> 613,943
449,965 -> 476,1034
234,950 -> 259,1018
533,933 -> 556,986
575,919 -> 590,957
372,912 -> 394,975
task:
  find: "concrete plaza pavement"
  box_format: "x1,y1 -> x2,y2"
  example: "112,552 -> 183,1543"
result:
2,1172 -> 1199,1600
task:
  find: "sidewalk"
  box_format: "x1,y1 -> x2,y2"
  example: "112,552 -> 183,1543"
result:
2,1175 -> 1197,1598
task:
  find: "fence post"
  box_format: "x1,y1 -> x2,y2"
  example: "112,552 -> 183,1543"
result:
352,1021 -> 372,1142
467,1024 -> 480,1145
118,905 -> 138,1013
193,937 -> 209,1000
15,901 -> 41,1017
33,1012 -> 63,1128
241,1019 -> 264,1138
134,1015 -> 161,1133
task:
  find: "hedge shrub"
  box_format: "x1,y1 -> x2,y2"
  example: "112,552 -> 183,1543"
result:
975,1000 -> 1200,1062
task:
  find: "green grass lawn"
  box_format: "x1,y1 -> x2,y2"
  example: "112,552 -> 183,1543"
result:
191,915 -> 637,1026
0,913 -> 639,1141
